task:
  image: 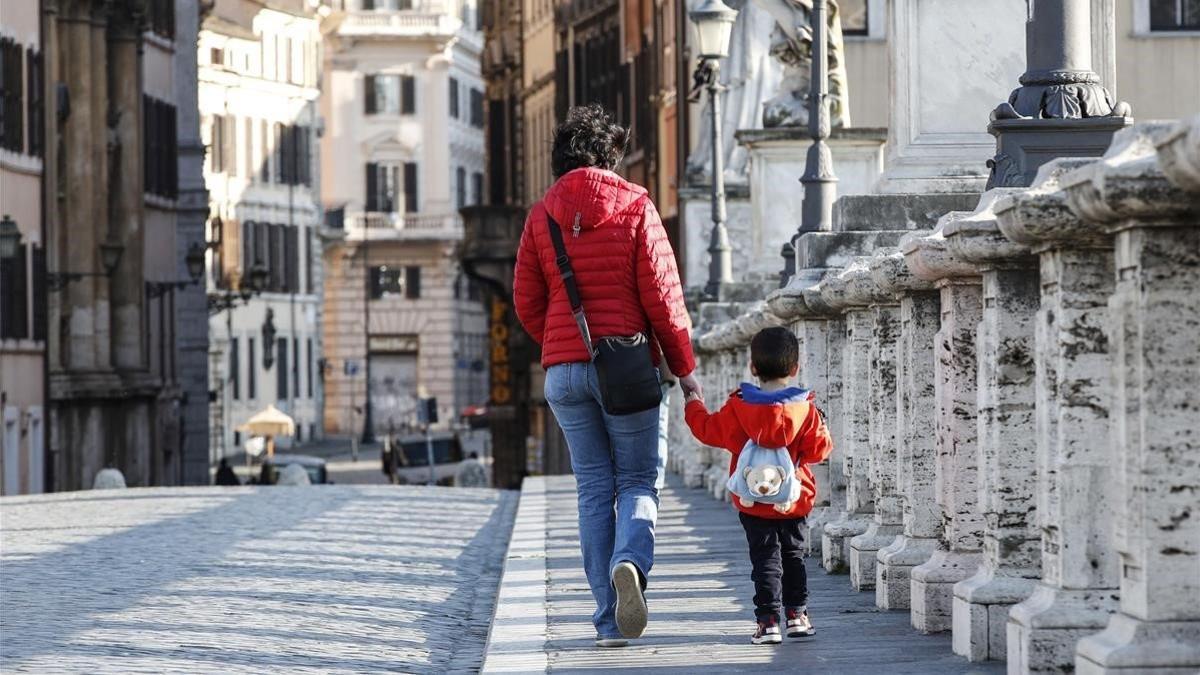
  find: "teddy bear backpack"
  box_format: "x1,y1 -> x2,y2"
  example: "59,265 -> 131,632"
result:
727,440 -> 800,507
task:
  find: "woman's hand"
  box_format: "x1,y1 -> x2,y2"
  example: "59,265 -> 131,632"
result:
678,372 -> 704,401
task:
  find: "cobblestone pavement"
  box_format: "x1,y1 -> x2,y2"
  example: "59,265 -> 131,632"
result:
1,485 -> 517,673
485,476 -> 1003,674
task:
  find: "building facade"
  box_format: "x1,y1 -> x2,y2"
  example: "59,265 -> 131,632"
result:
30,0 -> 210,490
320,0 -> 487,442
0,0 -> 46,495
200,0 -> 326,461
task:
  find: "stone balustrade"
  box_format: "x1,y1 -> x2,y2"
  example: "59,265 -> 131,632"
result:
669,117 -> 1200,672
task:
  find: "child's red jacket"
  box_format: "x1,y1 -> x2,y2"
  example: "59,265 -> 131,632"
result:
685,384 -> 833,520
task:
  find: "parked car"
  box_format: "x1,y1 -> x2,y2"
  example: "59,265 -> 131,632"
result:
391,431 -> 464,485
259,454 -> 329,485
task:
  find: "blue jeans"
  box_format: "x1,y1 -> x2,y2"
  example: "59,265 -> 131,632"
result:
544,362 -> 667,638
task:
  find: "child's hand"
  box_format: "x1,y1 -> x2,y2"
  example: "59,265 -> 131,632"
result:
685,390 -> 704,403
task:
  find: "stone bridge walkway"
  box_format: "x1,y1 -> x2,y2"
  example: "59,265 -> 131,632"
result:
484,476 -> 1002,674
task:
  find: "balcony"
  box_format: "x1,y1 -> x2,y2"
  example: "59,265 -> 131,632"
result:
345,212 -> 463,241
332,1 -> 480,46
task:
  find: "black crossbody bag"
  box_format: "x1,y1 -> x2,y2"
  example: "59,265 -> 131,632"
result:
546,215 -> 663,416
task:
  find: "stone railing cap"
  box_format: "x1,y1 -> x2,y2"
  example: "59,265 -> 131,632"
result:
1157,114 -> 1200,193
942,188 -> 1033,266
902,215 -> 981,282
869,246 -> 934,294
995,157 -> 1101,250
1060,121 -> 1200,228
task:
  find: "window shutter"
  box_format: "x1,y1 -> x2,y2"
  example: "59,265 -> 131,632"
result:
401,75 -> 415,114
221,218 -> 240,289
365,75 -> 377,114
31,245 -> 45,340
260,119 -> 270,183
448,76 -> 459,118
277,337 -> 288,402
365,162 -> 378,211
362,0 -> 374,9
285,227 -> 299,292
405,266 -> 421,299
242,221 -> 256,283
403,162 -> 418,213
224,115 -> 237,178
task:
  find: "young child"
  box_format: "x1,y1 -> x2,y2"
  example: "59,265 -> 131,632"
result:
684,326 -> 833,645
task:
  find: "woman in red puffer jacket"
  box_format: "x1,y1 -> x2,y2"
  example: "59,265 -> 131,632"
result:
513,105 -> 701,647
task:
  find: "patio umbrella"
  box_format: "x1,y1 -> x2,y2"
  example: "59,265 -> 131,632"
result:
238,405 -> 295,458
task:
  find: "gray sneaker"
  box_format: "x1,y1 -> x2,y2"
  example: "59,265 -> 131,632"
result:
595,636 -> 629,648
611,561 -> 648,639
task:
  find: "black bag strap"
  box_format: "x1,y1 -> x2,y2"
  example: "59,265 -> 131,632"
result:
546,214 -> 596,359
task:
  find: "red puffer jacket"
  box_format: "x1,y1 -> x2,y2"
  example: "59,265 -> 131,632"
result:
513,167 -> 695,377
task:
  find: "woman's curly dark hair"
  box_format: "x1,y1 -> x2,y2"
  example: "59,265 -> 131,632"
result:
551,104 -> 631,178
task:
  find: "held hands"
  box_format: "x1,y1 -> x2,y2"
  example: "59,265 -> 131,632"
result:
679,372 -> 704,402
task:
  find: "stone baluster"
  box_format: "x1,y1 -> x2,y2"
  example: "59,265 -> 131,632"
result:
817,262 -> 875,573
871,247 -> 943,610
767,284 -> 838,554
903,216 -> 987,633
843,259 -> 905,592
1072,118 -> 1200,673
942,189 -> 1040,662
991,156 -> 1118,673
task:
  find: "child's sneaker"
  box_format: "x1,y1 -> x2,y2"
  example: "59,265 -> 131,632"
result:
751,615 -> 783,645
785,607 -> 815,637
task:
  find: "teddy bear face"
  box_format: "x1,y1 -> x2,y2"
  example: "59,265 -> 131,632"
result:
743,465 -> 787,498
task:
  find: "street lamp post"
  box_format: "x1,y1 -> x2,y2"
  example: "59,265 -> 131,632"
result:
782,0 -> 839,284
689,0 -> 738,301
208,254 -> 270,461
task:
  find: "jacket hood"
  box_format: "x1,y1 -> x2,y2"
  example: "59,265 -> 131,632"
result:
542,167 -> 648,232
731,383 -> 814,448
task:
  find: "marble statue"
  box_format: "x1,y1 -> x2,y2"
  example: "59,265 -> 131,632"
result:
755,0 -> 850,128
685,0 -> 782,185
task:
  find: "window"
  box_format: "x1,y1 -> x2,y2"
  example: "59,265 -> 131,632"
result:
210,47 -> 225,66
368,266 -> 424,301
303,226 -> 313,294
456,166 -> 466,209
365,162 -> 417,212
370,265 -> 405,298
449,76 -> 460,118
148,0 -> 175,39
231,337 -> 241,400
1150,0 -> 1200,29
277,338 -> 289,402
469,88 -> 484,128
260,119 -> 271,183
144,96 -> 178,198
0,243 -> 28,339
841,0 -> 869,36
364,0 -> 415,9
364,74 -> 415,115
471,171 -> 483,206
242,220 -> 257,280
277,125 -> 310,186
0,38 -> 24,153
285,226 -> 299,293
248,338 -> 257,399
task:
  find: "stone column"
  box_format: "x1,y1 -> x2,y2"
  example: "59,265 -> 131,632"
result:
817,262 -> 874,573
903,216 -> 987,634
843,260 -> 904,592
943,190 -> 1041,662
1073,120 -> 1200,673
995,156 -> 1117,673
872,249 -> 943,610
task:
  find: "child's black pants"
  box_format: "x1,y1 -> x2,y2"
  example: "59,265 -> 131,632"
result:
739,512 -> 808,620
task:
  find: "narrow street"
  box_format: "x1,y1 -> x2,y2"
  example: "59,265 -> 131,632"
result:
0,485 -> 516,673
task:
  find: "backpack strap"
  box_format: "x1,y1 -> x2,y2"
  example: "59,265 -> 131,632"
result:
546,214 -> 596,360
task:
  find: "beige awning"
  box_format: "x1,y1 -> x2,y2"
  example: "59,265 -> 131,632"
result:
237,405 -> 296,438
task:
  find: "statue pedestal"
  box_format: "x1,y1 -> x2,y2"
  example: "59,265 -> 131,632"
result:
681,183 -> 752,288
738,127 -> 887,262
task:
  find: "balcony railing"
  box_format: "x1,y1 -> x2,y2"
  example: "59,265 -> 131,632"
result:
335,2 -> 474,39
346,212 -> 463,240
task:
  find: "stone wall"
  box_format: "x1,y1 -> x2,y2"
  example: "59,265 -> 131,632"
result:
670,119 -> 1200,672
